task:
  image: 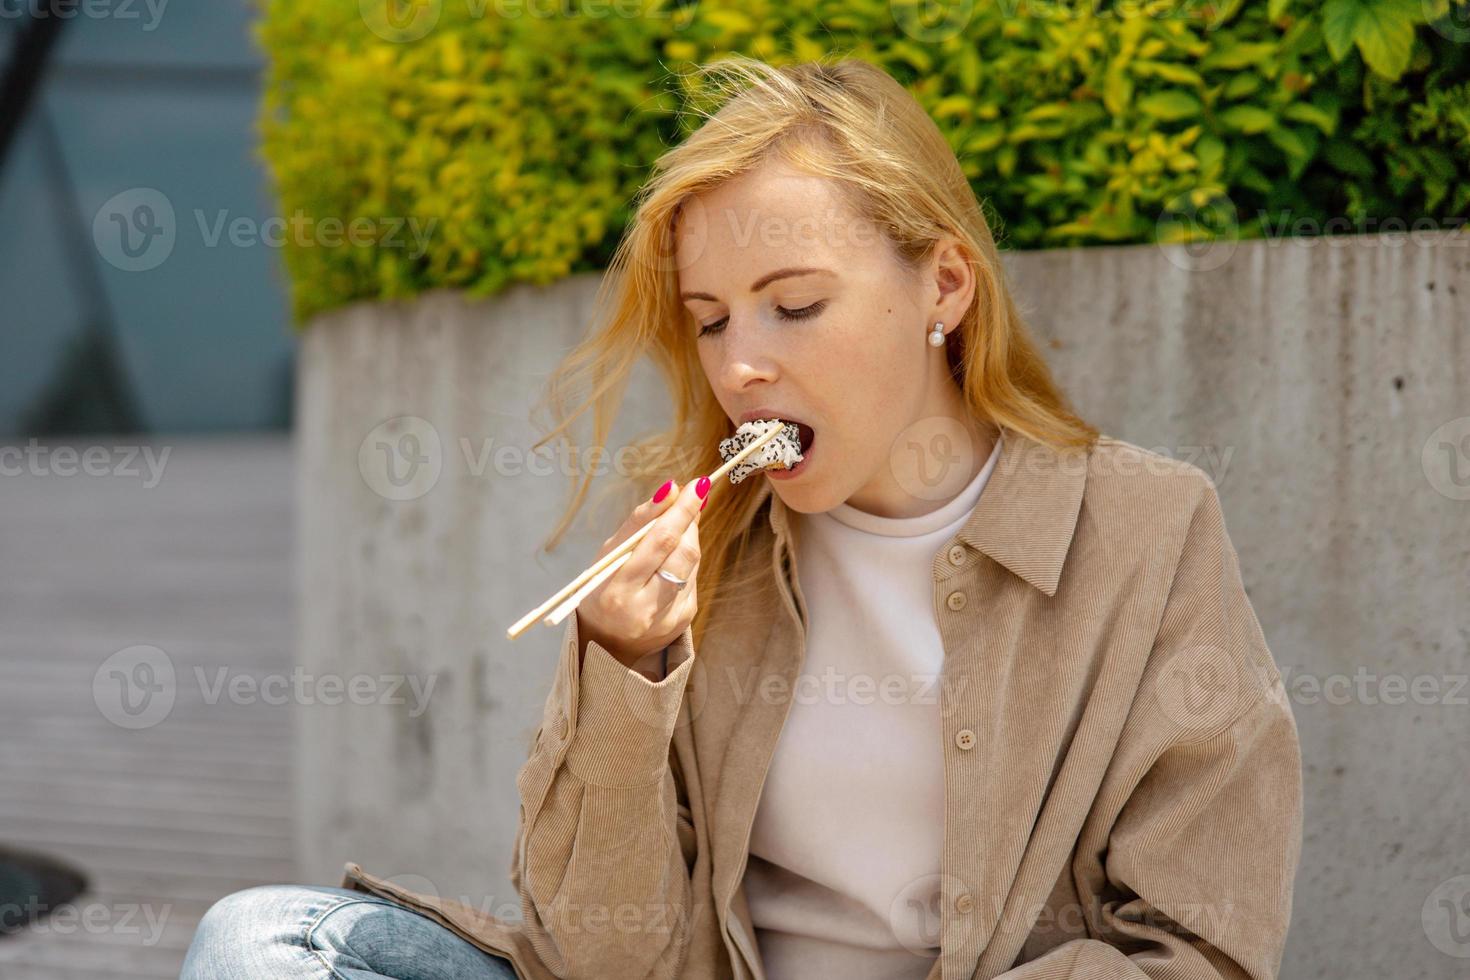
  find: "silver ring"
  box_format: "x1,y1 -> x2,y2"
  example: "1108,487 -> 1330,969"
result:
656,569 -> 688,591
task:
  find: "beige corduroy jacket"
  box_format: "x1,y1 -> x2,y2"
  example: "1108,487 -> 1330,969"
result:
341,429 -> 1304,980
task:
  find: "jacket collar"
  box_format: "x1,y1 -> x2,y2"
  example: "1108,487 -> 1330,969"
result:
754,426 -> 1089,597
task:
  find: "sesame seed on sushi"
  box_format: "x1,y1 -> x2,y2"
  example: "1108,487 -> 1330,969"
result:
718,418 -> 805,485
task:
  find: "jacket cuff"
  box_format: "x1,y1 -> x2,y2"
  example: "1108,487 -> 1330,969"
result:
560,617 -> 694,788
627,626 -> 695,681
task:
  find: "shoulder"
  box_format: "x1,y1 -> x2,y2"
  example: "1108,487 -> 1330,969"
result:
1084,434 -> 1219,497
1079,434 -> 1227,549
1061,434 -> 1249,619
1079,437 -> 1283,724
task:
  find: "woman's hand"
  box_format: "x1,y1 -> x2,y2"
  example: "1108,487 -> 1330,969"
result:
575,476 -> 709,670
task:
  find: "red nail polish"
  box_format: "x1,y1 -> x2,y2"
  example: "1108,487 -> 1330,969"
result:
695,476 -> 711,499
652,480 -> 673,503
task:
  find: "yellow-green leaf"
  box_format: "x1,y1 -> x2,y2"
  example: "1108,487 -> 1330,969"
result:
1138,91 -> 1203,121
1282,101 -> 1338,135
1218,104 -> 1276,133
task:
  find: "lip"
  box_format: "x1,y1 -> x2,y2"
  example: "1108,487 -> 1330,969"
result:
765,439 -> 813,480
739,408 -> 809,426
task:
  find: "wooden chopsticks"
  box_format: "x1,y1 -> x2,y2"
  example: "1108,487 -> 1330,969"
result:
505,422 -> 788,640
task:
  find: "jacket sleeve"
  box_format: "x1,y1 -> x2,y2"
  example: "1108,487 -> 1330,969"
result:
509,610 -> 698,980
1002,478 -> 1304,980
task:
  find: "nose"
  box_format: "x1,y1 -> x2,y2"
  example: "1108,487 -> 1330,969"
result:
721,358 -> 778,394
714,339 -> 782,396
715,316 -> 780,394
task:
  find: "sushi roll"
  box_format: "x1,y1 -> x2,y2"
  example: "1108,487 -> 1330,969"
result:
718,418 -> 804,485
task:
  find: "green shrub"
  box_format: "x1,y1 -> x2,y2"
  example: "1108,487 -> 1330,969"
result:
256,0 -> 1469,324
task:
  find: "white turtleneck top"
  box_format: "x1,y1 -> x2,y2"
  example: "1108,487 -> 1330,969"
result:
741,433 -> 1004,979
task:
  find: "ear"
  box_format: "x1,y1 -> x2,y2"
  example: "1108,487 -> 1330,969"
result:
930,235 -> 977,325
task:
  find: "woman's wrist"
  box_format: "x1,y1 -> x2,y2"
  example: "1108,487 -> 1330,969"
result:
575,611 -> 640,670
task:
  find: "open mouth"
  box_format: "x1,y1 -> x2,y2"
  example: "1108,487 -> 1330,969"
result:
792,421 -> 815,455
733,412 -> 817,477
744,416 -> 813,454
767,418 -> 814,478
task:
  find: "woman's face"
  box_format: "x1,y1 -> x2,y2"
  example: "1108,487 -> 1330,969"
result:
675,157 -> 980,517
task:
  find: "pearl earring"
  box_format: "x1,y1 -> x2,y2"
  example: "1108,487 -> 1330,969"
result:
927,321 -> 946,347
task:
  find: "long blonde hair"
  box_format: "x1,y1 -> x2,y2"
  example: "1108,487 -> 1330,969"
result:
531,54 -> 1098,647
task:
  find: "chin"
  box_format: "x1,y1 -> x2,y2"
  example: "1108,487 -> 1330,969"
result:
766,475 -> 840,515
769,486 -> 819,514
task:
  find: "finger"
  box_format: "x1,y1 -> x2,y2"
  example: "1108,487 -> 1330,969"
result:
623,475 -> 705,585
649,515 -> 702,607
600,480 -> 678,559
668,512 -> 701,579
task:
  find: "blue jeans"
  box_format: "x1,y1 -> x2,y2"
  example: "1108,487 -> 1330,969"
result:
180,884 -> 520,979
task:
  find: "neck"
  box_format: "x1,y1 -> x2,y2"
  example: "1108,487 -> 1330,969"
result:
844,392 -> 998,520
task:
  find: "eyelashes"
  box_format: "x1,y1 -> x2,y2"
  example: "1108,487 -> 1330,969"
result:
697,300 -> 827,338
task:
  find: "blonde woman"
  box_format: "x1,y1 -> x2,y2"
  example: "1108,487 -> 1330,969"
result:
184,56 -> 1301,980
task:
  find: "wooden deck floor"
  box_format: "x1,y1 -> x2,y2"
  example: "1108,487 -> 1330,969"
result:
0,435 -> 296,979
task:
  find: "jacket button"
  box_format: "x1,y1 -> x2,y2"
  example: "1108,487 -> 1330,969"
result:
556,714 -> 568,740
954,728 -> 976,750
947,545 -> 966,566
954,891 -> 975,914
946,590 -> 967,611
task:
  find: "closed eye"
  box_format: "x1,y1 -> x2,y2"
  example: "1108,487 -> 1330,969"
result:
698,300 -> 827,338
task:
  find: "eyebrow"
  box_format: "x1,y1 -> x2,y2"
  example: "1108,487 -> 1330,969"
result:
679,266 -> 833,302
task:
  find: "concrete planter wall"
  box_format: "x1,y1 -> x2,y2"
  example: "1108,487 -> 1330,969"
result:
296,232 -> 1470,978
